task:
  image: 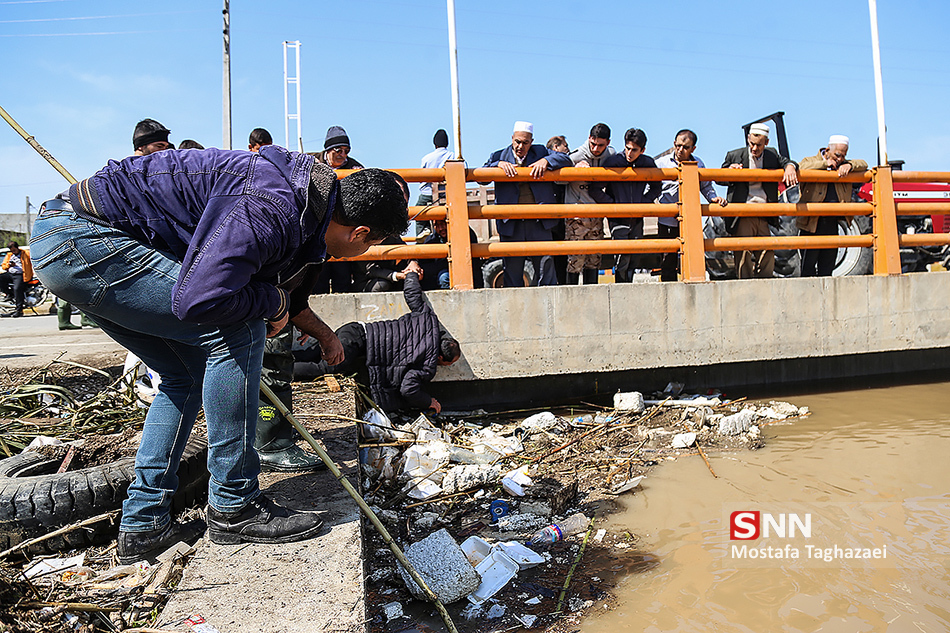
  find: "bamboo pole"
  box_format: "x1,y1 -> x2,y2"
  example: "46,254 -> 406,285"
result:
259,383 -> 459,633
0,104 -> 77,184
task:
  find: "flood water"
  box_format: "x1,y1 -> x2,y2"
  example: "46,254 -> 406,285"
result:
582,381 -> 950,633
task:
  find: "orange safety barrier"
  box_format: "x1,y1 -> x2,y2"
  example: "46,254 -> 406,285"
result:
334,161 -> 950,288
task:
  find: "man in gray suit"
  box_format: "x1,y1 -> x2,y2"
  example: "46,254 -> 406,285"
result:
720,123 -> 798,278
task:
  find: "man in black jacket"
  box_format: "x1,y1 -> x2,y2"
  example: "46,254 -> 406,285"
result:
719,123 -> 799,278
294,272 -> 460,414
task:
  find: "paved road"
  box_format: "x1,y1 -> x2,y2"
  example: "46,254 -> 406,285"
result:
0,310 -> 127,370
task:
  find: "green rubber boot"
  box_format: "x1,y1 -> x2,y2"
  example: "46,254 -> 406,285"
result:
58,303 -> 80,330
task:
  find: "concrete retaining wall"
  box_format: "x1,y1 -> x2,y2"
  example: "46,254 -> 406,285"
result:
308,274 -> 950,405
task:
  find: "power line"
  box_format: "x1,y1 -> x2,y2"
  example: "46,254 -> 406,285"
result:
0,10 -> 200,24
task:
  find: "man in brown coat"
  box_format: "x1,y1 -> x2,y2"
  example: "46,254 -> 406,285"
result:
796,135 -> 868,277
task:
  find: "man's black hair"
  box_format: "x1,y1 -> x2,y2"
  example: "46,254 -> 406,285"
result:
589,123 -> 611,140
7,241 -> 18,248
675,129 -> 698,146
133,118 -> 171,149
178,139 -> 204,150
624,128 -> 648,149
249,127 -> 273,147
337,169 -> 410,240
439,335 -> 461,363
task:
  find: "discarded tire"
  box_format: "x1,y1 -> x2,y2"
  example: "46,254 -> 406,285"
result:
0,435 -> 209,555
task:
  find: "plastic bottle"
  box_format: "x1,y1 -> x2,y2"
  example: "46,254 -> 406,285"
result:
528,513 -> 590,545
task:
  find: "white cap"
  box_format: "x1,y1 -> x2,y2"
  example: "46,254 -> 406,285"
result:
513,121 -> 534,135
749,123 -> 770,137
828,134 -> 850,147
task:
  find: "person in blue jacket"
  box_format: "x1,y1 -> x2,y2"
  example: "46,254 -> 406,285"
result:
29,146 -> 408,564
590,128 -> 662,283
483,121 -> 572,287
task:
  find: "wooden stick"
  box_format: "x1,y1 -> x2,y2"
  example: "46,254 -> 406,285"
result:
404,489 -> 474,509
696,443 -> 718,478
554,517 -> 595,613
0,511 -> 119,559
15,601 -> 119,613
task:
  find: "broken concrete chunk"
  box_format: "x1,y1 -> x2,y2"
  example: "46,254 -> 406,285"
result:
613,391 -> 645,413
520,411 -> 559,432
441,464 -> 502,495
382,601 -> 403,621
671,432 -> 696,448
398,529 -> 481,603
718,408 -> 756,436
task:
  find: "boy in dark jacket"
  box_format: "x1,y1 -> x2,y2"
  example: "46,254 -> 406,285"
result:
295,272 -> 460,414
590,128 -> 662,282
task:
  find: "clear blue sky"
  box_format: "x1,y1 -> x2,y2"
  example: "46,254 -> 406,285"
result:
1,0 -> 949,216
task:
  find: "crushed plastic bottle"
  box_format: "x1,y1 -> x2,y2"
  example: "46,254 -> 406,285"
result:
528,513 -> 590,545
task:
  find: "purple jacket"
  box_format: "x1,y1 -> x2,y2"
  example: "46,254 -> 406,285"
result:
69,145 -> 335,326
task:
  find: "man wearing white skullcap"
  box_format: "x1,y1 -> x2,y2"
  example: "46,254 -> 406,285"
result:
719,123 -> 799,279
483,121 -> 572,287
795,135 -> 868,276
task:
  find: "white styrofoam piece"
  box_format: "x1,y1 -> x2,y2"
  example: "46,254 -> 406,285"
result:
467,549 -> 520,604
460,535 -> 492,566
493,542 -> 544,570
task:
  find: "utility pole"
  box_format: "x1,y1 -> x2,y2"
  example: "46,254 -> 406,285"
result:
24,196 -> 30,241
446,0 -> 462,160
868,0 -> 887,165
283,41 -> 303,152
222,0 -> 232,149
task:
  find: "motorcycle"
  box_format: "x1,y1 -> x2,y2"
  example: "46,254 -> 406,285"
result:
0,279 -> 49,313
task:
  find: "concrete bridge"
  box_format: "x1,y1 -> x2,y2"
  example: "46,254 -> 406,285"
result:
310,272 -> 950,408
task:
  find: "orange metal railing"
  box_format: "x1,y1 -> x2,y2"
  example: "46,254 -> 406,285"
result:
337,161 -> 950,289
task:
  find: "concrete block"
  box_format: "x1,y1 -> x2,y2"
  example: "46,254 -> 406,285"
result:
398,528 -> 481,603
441,464 -> 502,494
718,409 -> 756,435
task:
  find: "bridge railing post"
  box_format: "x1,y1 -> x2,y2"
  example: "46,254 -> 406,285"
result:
444,160 -> 474,289
678,161 -> 706,282
872,165 -> 902,275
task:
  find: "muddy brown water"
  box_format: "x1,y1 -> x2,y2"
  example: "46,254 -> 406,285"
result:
581,382 -> 950,633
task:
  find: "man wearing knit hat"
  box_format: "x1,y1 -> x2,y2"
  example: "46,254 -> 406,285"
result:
483,121 -> 572,287
318,125 -> 364,170
796,135 -> 868,276
30,146 -> 408,563
132,118 -> 173,156
720,123 -> 799,278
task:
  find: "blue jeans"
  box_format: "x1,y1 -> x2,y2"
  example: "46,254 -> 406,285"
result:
29,209 -> 265,533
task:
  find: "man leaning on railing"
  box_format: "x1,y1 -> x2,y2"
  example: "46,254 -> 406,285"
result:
483,120 -> 572,287
720,123 -> 798,279
796,135 -> 868,277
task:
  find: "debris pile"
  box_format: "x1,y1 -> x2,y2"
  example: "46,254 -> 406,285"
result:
0,536 -> 198,632
357,389 -> 809,632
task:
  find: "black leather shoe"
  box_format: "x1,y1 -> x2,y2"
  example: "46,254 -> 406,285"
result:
207,494 -> 327,545
1,310 -> 22,318
258,445 -> 327,472
117,519 -> 206,565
